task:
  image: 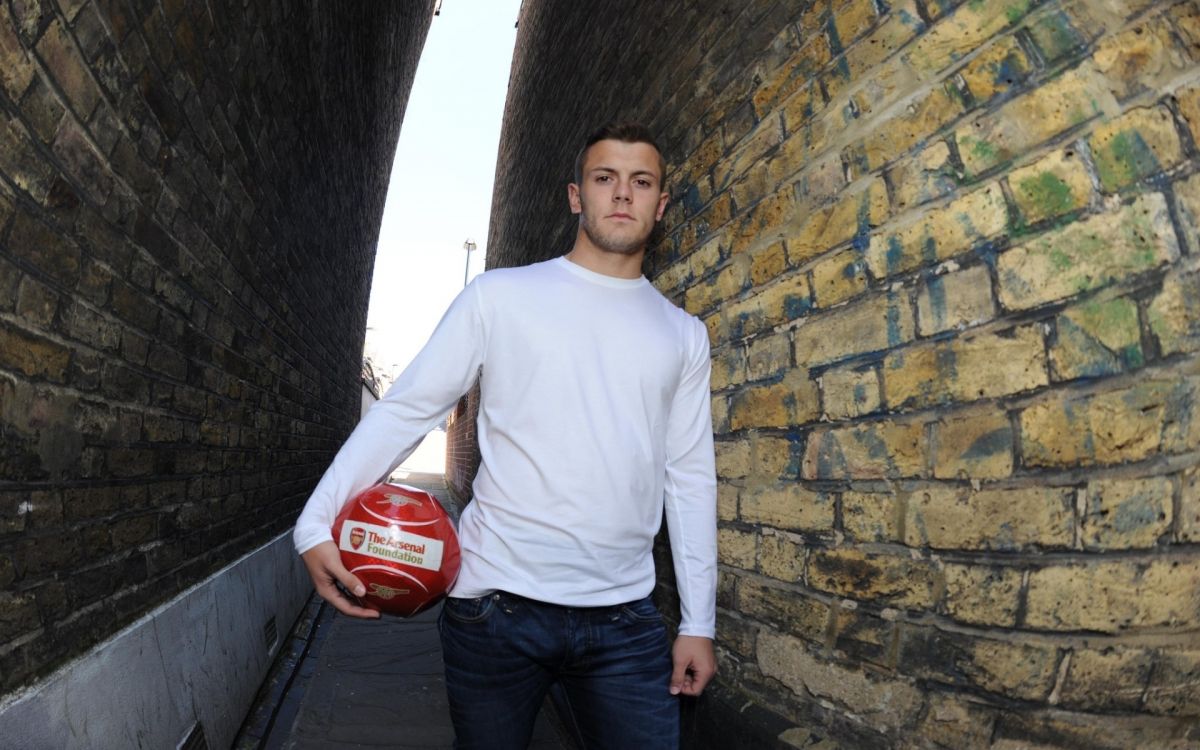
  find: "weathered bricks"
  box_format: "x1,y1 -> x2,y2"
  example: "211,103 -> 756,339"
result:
745,330 -> 790,381
916,691 -> 997,749
888,140 -> 960,211
1049,297 -> 1144,381
1089,106 -> 1185,193
958,34 -> 1032,105
1181,467 -> 1200,543
898,625 -> 1060,701
865,183 -> 1007,279
787,176 -> 888,265
933,408 -> 1013,479
738,579 -> 830,642
809,247 -> 868,307
793,291 -> 914,368
739,482 -> 835,532
491,0 -> 1200,747
904,0 -> 1035,80
1092,12 -> 1195,103
729,187 -> 795,257
728,372 -> 820,430
1007,147 -> 1092,225
883,325 -> 1048,410
833,605 -> 896,667
1058,647 -> 1154,712
942,563 -> 1022,627
808,547 -> 940,610
1025,557 -> 1200,632
1143,649 -> 1200,715
916,263 -> 996,336
956,64 -> 1108,177
0,322 -> 71,382
905,485 -> 1073,550
717,526 -> 757,570
1020,377 -> 1200,468
1082,476 -> 1173,550
849,85 -> 963,173
821,364 -> 881,420
803,417 -> 926,479
715,272 -> 810,342
759,531 -> 805,582
842,490 -> 900,542
997,193 -> 1179,311
1149,270 -> 1200,356
0,0 -> 435,700
758,630 -> 922,733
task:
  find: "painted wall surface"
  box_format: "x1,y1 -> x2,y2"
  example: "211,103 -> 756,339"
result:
0,0 -> 434,712
478,1 -> 1200,747
0,532 -> 310,749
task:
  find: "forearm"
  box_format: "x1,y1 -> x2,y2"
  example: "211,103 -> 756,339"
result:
293,401 -> 429,553
664,321 -> 718,637
294,280 -> 489,554
665,487 -> 718,638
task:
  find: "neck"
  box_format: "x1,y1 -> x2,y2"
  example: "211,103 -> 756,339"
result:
565,232 -> 645,279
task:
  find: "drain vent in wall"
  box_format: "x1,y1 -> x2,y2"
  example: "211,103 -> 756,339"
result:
264,615 -> 278,652
178,721 -> 208,750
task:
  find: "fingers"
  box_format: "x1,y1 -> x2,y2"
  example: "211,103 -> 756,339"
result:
318,581 -> 382,619
670,635 -> 717,696
330,564 -> 366,601
302,541 -> 381,619
669,657 -> 689,696
681,661 -> 715,696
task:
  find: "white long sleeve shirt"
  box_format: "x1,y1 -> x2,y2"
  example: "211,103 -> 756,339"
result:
293,256 -> 718,637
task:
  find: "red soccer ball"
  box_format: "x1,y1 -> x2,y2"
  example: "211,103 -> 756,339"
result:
331,482 -> 461,617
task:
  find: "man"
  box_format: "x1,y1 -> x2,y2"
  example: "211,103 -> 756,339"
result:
293,122 -> 717,749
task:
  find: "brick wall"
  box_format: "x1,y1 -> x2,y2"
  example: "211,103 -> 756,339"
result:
445,386 -> 480,502
0,1 -> 433,697
485,1 -> 1200,747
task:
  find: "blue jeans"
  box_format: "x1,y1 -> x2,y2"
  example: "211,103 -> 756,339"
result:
438,591 -> 679,749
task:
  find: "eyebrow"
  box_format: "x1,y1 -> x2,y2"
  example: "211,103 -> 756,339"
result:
588,166 -> 660,181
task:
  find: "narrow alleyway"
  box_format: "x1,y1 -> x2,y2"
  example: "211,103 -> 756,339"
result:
233,473 -> 572,749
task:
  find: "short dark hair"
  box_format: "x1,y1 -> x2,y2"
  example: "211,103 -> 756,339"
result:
573,122 -> 666,186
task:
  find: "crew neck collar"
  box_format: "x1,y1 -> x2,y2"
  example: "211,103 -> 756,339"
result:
554,256 -> 647,289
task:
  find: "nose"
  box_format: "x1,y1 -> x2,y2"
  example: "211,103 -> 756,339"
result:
612,177 -> 632,202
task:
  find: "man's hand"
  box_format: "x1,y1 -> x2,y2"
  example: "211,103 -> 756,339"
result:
301,541 -> 381,619
670,635 -> 716,696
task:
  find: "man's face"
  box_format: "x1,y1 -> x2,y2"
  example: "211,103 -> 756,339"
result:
568,139 -> 669,256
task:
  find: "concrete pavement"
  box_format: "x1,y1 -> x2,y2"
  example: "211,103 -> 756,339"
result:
234,472 -> 571,749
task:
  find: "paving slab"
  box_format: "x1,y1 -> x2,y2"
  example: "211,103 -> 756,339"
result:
283,606 -> 454,748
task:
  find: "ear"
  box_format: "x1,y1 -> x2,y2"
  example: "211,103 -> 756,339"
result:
655,191 -> 669,221
568,183 -> 582,215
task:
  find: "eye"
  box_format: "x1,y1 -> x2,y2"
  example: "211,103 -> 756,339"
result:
635,178 -> 653,188
595,174 -> 612,183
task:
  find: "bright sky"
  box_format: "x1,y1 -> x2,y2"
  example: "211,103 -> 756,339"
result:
364,0 -> 523,387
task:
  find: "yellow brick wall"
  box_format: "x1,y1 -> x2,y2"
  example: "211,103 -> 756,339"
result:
643,1 -> 1200,746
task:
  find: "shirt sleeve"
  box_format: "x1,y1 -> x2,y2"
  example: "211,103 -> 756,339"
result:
292,280 -> 489,555
662,316 -> 718,638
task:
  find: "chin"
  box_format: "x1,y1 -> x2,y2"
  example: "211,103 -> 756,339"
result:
582,224 -> 648,256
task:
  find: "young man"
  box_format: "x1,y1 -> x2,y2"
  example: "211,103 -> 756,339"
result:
293,123 -> 717,749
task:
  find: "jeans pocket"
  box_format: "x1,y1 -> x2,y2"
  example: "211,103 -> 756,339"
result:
442,595 -> 497,624
618,596 -> 663,624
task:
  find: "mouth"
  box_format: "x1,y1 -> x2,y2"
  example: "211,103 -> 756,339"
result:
607,212 -> 634,220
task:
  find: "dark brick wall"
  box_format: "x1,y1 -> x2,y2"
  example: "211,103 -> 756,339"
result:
478,1 -> 1200,748
487,0 -> 747,270
0,0 -> 434,696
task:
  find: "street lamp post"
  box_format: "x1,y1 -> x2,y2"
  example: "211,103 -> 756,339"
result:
462,238 -> 477,287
